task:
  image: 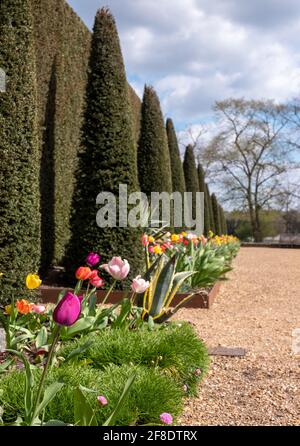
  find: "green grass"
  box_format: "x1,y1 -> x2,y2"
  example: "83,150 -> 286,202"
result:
59,321 -> 210,394
0,321 -> 209,425
0,363 -> 183,426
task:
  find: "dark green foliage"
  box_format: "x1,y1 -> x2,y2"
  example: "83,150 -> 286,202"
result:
183,145 -> 199,223
0,364 -> 183,426
59,322 -> 210,394
64,8 -> 142,280
198,164 -> 210,235
32,0 -> 142,269
32,0 -> 91,269
205,184 -> 215,233
166,118 -> 185,194
211,193 -> 222,235
138,86 -> 172,196
219,205 -> 227,234
128,85 -> 142,144
0,0 -> 41,302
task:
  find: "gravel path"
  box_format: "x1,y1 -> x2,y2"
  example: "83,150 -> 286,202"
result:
176,247 -> 300,426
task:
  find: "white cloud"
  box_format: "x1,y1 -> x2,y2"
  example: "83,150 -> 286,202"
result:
68,0 -> 300,126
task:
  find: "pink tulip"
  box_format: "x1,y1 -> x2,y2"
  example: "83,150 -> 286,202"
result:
32,304 -> 46,314
131,275 -> 150,294
97,395 -> 108,406
141,234 -> 149,246
160,413 -> 173,425
53,292 -> 81,326
101,257 -> 130,281
200,235 -> 207,245
86,252 -> 100,267
89,270 -> 99,280
90,275 -> 104,288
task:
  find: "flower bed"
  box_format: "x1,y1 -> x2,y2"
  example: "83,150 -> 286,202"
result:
0,232 -> 239,426
39,282 -> 221,309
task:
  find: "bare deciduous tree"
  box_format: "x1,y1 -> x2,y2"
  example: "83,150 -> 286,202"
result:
203,98 -> 294,241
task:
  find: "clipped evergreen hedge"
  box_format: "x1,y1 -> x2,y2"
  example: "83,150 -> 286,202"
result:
64,8 -> 142,280
0,0 -> 41,302
211,193 -> 222,235
183,145 -> 200,224
32,0 -> 142,270
138,86 -> 173,196
32,0 -> 91,271
205,184 -> 215,233
166,118 -> 186,194
198,164 -> 210,235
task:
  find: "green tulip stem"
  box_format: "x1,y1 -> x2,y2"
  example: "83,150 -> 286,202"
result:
98,279 -> 116,311
30,324 -> 61,425
130,292 -> 136,305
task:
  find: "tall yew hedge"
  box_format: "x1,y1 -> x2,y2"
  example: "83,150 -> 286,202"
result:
211,193 -> 222,235
183,145 -> 199,223
205,184 -> 215,234
219,205 -> 227,234
166,118 -> 185,194
65,8 -> 142,279
0,0 -> 41,302
138,86 -> 172,196
198,164 -> 210,236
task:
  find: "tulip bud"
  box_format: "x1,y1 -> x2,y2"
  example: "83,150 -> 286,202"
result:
16,299 -> 33,315
101,257 -> 130,281
90,275 -> 104,288
32,304 -> 46,314
97,395 -> 108,406
131,275 -> 150,294
75,266 -> 92,281
86,252 -> 100,267
53,292 -> 81,326
160,413 -> 173,425
26,274 -> 42,290
141,234 -> 149,246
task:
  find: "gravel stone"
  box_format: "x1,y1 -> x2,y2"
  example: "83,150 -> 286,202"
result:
175,248 -> 300,425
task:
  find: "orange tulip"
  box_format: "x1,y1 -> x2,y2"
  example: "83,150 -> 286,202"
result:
75,266 -> 92,280
16,299 -> 33,315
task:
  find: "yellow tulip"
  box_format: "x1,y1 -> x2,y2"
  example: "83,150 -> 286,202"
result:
148,236 -> 155,243
4,304 -> 12,315
153,245 -> 163,255
171,234 -> 180,243
26,273 -> 42,290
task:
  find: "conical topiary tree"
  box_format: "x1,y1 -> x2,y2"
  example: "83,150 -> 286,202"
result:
65,8 -> 142,280
138,86 -> 172,197
219,205 -> 227,234
205,184 -> 215,234
211,193 -> 222,235
198,164 -> 209,235
0,0 -> 41,303
166,118 -> 185,194
183,145 -> 199,225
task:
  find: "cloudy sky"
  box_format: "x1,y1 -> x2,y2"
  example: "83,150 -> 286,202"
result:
68,0 -> 300,131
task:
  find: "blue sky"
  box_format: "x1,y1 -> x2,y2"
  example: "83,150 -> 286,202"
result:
68,0 -> 300,134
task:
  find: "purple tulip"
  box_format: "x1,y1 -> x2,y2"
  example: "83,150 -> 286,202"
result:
53,292 -> 81,326
86,252 -> 101,267
160,413 -> 173,425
